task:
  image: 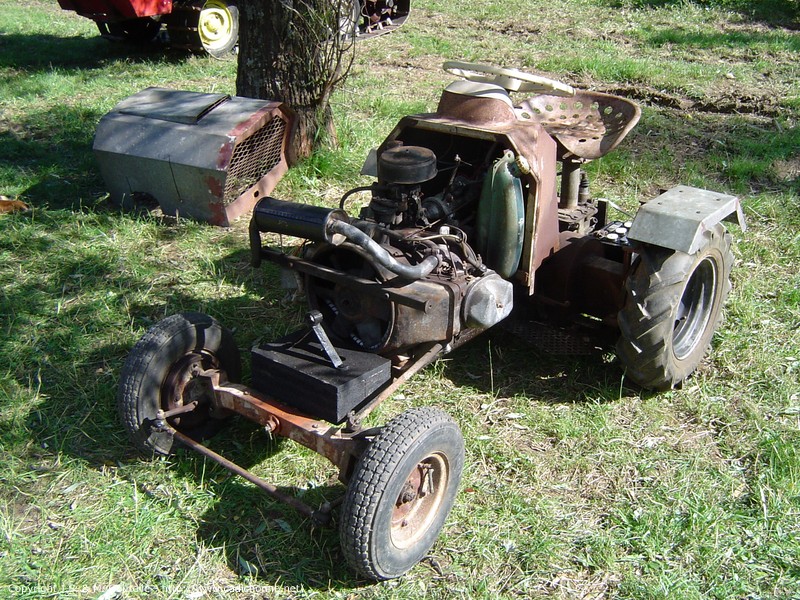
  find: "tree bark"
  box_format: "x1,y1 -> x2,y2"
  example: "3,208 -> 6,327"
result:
236,1 -> 355,163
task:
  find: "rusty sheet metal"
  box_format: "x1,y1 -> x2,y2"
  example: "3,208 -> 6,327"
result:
519,91 -> 640,161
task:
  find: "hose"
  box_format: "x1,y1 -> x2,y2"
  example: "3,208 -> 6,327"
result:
328,220 -> 440,280
339,185 -> 379,210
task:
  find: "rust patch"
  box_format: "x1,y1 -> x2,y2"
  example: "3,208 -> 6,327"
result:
208,201 -> 228,227
205,175 -> 224,199
216,138 -> 235,170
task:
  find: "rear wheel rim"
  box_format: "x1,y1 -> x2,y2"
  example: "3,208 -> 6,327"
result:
199,1 -> 235,51
673,256 -> 718,360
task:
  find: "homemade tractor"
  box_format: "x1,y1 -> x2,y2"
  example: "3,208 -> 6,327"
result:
58,0 -> 410,57
118,62 -> 744,579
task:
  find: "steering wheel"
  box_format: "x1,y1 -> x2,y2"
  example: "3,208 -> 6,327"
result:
443,60 -> 575,97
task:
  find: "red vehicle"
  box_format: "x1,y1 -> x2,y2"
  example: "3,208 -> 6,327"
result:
57,0 -> 410,57
57,0 -> 239,57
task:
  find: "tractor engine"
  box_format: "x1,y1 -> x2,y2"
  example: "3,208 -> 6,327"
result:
250,144 -> 513,357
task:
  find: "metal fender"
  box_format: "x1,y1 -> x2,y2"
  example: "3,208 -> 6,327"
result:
627,185 -> 746,253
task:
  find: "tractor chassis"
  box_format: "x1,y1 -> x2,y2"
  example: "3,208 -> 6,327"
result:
151,337 -> 453,525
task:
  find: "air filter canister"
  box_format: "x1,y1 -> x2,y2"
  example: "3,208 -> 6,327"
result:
377,145 -> 438,185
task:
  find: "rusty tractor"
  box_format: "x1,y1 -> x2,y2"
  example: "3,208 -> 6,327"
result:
118,62 -> 744,579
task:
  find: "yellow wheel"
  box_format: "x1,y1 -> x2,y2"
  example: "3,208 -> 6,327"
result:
198,0 -> 239,57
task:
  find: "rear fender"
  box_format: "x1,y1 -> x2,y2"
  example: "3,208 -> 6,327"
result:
627,185 -> 746,254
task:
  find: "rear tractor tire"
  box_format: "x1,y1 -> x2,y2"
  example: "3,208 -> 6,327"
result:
617,224 -> 734,390
339,407 -> 465,580
117,312 -> 241,456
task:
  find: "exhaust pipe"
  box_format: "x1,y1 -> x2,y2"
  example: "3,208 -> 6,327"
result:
327,220 -> 439,280
251,196 -> 439,280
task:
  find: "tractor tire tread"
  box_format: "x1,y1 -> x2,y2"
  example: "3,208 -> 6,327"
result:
616,225 -> 733,389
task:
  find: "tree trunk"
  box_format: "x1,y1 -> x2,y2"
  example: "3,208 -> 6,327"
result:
236,1 -> 354,163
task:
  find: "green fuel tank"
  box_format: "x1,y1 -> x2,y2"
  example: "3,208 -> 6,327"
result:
476,150 -> 525,279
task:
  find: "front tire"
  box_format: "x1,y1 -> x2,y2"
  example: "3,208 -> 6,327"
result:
339,407 -> 465,580
117,312 -> 241,456
617,224 -> 733,390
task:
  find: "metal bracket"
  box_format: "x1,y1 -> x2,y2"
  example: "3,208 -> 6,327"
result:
307,310 -> 344,369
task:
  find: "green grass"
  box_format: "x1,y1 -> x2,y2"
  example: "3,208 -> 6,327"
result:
2,0 -> 799,598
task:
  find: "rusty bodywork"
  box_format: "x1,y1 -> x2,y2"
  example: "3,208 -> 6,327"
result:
94,88 -> 294,226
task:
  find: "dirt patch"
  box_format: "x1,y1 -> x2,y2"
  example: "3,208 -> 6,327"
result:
591,83 -> 784,117
482,19 -> 543,42
1,489 -> 42,538
691,91 -> 784,117
773,157 -> 800,183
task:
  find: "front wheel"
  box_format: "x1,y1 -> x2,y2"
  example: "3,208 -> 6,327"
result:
339,407 -> 465,580
117,312 -> 241,456
168,1 -> 238,57
617,224 -> 734,390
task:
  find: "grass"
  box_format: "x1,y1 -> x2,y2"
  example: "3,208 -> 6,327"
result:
1,0 -> 799,598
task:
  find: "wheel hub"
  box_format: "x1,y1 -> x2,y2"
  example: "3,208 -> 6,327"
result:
161,352 -> 218,430
199,2 -> 233,48
390,454 -> 448,549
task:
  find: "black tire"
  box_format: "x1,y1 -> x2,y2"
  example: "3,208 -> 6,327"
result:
106,17 -> 162,43
617,224 -> 733,390
117,312 -> 241,456
339,407 -> 465,580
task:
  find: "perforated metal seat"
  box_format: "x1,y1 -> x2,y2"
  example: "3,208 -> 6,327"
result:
517,91 -> 641,160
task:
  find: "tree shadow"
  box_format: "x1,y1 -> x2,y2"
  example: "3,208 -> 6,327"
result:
0,32 -> 190,72
0,215 -> 357,586
195,479 -> 358,588
602,0 -> 800,29
2,105 -> 107,210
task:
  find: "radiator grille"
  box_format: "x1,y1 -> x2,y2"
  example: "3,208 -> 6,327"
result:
224,117 -> 287,204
